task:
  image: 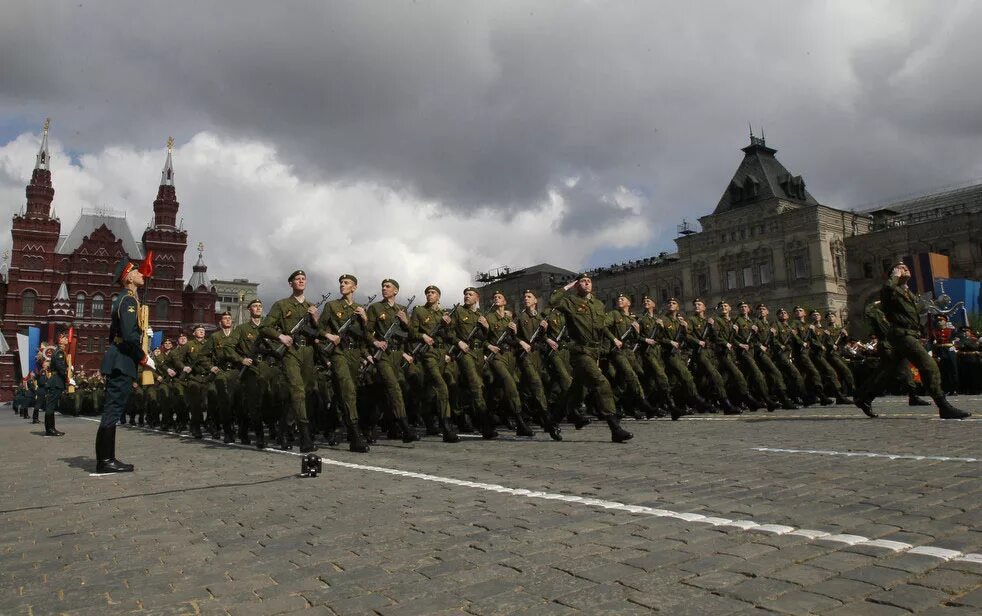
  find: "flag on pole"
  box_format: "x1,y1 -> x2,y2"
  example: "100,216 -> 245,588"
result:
17,333 -> 30,377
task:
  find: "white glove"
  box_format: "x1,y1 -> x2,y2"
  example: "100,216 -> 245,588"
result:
69,378 -> 77,387
146,327 -> 154,339
143,355 -> 156,371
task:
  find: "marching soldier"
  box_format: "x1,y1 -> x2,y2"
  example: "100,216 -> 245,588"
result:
449,287 -> 496,438
513,290 -> 563,440
855,262 -> 970,419
733,301 -> 780,410
713,301 -> 756,412
548,274 -> 633,442
228,299 -> 274,448
863,299 -> 932,407
753,304 -> 797,409
365,279 -> 417,442
790,306 -> 833,406
483,290 -> 535,436
260,269 -> 322,452
687,299 -> 735,413
205,310 -> 239,443
407,284 -> 459,443
317,274 -> 371,452
772,308 -> 808,405
606,294 -> 663,418
636,295 -> 677,416
822,311 -> 856,396
808,309 -> 852,404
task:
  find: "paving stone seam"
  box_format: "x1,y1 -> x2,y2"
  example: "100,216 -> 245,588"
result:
751,447 -> 979,463
76,416 -> 982,567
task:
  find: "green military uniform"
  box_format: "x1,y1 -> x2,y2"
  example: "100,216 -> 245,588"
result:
823,320 -> 856,395
260,294 -> 319,446
752,315 -> 792,406
686,313 -> 729,406
549,285 -> 633,442
205,327 -> 239,441
228,316 -> 276,447
807,319 -> 848,401
171,336 -> 211,438
365,298 -> 416,441
712,315 -> 753,407
790,318 -> 830,404
659,311 -> 703,413
541,309 -> 573,421
636,310 -> 673,407
449,303 -> 494,437
733,314 -> 775,408
857,279 -> 969,418
408,301 -> 458,441
318,296 -> 372,450
772,318 -> 807,401
484,306 -> 532,435
604,308 -> 650,417
45,344 -> 69,434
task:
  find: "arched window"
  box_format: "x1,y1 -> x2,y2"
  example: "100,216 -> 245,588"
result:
155,297 -> 170,321
91,294 -> 105,318
22,290 -> 37,315
194,307 -> 205,324
76,293 -> 86,318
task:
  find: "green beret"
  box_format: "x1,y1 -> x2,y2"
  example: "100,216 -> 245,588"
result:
756,303 -> 767,310
192,324 -> 206,332
738,300 -> 749,307
492,289 -> 505,298
219,309 -> 232,317
575,272 -> 591,281
691,298 -> 704,305
247,298 -> 262,308
777,307 -> 788,314
522,288 -> 537,298
793,305 -> 804,311
667,297 -> 679,303
382,278 -> 399,290
424,284 -> 441,295
339,274 -> 358,284
463,287 -> 478,294
288,269 -> 306,282
715,300 -> 728,310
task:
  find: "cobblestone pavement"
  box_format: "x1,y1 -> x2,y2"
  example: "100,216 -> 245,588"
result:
1,397 -> 980,616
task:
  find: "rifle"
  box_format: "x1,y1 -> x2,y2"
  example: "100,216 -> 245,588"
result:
270,293 -> 332,358
359,295 -> 417,376
402,302 -> 459,368
318,293 -> 377,355
449,306 -> 489,360
518,315 -> 547,359
483,314 -> 515,364
546,325 -> 566,358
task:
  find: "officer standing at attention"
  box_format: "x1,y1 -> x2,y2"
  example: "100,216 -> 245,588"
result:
549,273 -> 633,443
96,257 -> 156,473
44,330 -> 69,436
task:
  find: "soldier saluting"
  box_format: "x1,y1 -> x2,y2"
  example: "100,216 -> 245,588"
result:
95,257 -> 157,473
855,262 -> 970,419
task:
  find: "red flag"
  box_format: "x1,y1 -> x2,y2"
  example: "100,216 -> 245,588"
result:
139,249 -> 155,279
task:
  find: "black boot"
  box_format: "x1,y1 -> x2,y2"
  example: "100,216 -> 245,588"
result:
779,393 -> 799,410
514,414 -> 535,437
277,419 -> 293,450
544,419 -> 563,441
347,426 -> 370,453
480,413 -> 499,440
253,420 -> 267,449
743,394 -> 762,411
439,416 -> 460,443
908,394 -> 931,406
720,398 -> 741,415
937,398 -> 971,420
638,396 -> 666,419
298,421 -> 318,453
399,418 -> 419,443
96,426 -> 134,473
606,416 -> 633,443
567,406 -> 591,430
855,397 -> 878,418
44,412 -> 64,436
32,408 -> 40,424
238,422 -> 251,445
424,415 -> 441,436
835,394 -> 854,405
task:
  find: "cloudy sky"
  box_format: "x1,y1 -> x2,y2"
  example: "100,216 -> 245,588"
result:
2,1 -> 981,302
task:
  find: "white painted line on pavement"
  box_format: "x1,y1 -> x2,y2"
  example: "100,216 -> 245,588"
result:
752,447 -> 979,463
75,416 -> 982,565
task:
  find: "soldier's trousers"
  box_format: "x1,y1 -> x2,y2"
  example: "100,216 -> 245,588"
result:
517,351 -> 551,423
736,350 -> 772,400
567,351 -> 616,418
859,333 -> 944,402
690,349 -> 727,400
827,354 -> 855,394
638,349 -> 671,401
208,371 -> 237,432
810,351 -> 844,396
661,351 -> 700,402
281,346 -> 315,424
716,351 -> 750,398
329,350 -> 362,425
773,351 -> 805,398
793,350 -> 824,396
375,351 -> 407,420
99,370 -> 135,428
419,351 -> 452,420
486,352 -> 522,419
456,350 -> 488,416
544,350 -> 573,417
607,351 -> 645,403
754,350 -> 788,396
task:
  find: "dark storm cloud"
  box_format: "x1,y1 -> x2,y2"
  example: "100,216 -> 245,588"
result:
2,0 -> 982,243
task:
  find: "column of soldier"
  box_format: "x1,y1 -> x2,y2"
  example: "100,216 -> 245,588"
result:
13,269 -> 974,450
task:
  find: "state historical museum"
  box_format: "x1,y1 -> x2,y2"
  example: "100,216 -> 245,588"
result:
0,122 -> 218,401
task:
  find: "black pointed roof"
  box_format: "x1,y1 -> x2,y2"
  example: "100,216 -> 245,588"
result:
713,137 -> 819,214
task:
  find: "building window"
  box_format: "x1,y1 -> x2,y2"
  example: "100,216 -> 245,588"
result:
76,293 -> 85,318
793,255 -> 808,280
881,258 -> 892,274
863,262 -> 874,278
194,307 -> 205,324
85,337 -> 92,353
91,294 -> 105,318
726,270 -> 737,290
742,266 -> 753,287
96,260 -> 109,274
22,290 -> 37,315
155,297 -> 169,321
697,273 -> 708,295
758,262 -> 772,285
661,289 -> 669,303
